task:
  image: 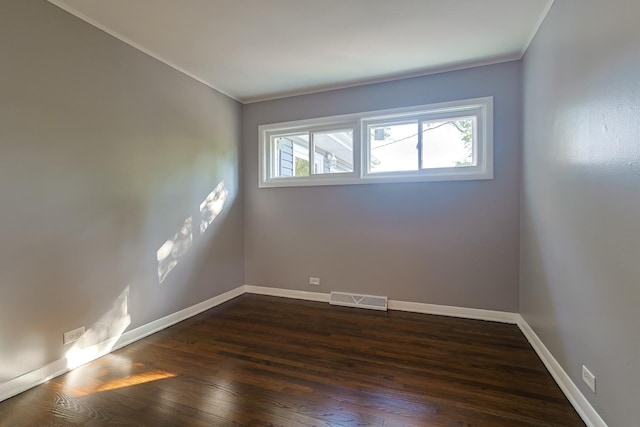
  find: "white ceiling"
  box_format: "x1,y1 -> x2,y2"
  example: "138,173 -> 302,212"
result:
48,0 -> 553,103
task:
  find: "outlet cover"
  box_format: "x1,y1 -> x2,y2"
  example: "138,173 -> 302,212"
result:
63,326 -> 85,345
582,365 -> 596,393
309,277 -> 320,285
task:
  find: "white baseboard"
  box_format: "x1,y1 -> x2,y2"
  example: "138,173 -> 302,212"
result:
516,315 -> 607,427
0,358 -> 69,404
246,286 -> 518,324
0,286 -> 245,403
0,284 -> 608,427
114,286 -> 246,351
244,285 -> 329,303
388,300 -> 519,324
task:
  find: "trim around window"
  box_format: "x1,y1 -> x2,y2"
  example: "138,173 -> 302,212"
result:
258,97 -> 493,188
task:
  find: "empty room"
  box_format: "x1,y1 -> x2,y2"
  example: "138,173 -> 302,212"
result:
0,0 -> 638,426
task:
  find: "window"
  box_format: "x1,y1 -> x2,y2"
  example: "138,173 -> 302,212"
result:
270,128 -> 354,179
259,97 -> 492,187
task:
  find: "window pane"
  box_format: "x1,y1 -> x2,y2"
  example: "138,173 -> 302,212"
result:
421,118 -> 475,169
313,130 -> 354,174
273,134 -> 309,177
369,122 -> 419,173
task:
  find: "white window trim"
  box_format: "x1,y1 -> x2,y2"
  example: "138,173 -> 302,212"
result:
258,97 -> 493,188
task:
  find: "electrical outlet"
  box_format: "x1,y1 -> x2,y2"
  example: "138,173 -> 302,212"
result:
63,327 -> 85,345
309,277 -> 320,286
582,365 -> 596,393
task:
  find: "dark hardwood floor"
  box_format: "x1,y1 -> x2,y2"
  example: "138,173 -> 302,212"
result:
0,294 -> 584,426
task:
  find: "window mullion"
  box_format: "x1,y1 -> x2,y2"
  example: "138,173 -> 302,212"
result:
309,131 -> 315,175
417,120 -> 423,170
355,122 -> 363,178
271,136 -> 277,178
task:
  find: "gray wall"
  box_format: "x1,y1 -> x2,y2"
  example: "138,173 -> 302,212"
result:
243,62 -> 522,312
521,1 -> 640,425
0,0 -> 244,383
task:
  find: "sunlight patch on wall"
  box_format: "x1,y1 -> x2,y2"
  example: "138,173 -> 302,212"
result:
155,181 -> 228,284
65,288 -> 131,370
199,182 -> 228,234
157,216 -> 193,284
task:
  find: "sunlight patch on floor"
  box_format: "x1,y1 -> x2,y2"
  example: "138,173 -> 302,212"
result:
72,370 -> 177,397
